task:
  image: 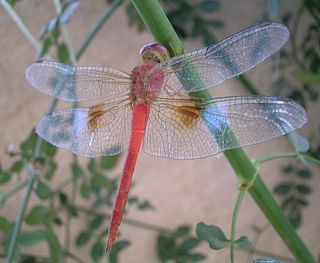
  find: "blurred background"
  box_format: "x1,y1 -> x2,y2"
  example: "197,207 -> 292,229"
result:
0,0 -> 319,262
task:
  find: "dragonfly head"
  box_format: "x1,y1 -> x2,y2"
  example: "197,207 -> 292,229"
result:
140,43 -> 170,64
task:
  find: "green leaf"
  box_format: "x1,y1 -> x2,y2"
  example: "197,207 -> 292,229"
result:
45,160 -> 57,179
199,0 -> 220,13
178,237 -> 200,252
6,0 -> 20,7
297,169 -> 312,178
35,180 -> 53,200
25,205 -> 52,225
0,171 -> 11,184
92,173 -> 110,188
67,206 -> 78,217
274,183 -> 292,195
38,37 -> 52,58
80,181 -> 90,199
59,191 -> 68,205
282,165 -> 293,174
91,241 -> 104,262
137,200 -> 153,210
0,216 -> 10,232
293,70 -> 320,85
87,159 -> 96,173
57,42 -> 69,63
196,222 -> 228,250
296,184 -> 311,194
76,231 -> 92,247
42,141 -> 57,157
235,236 -> 251,250
157,235 -> 176,261
20,131 -> 37,152
89,215 -> 104,230
207,19 -> 224,28
10,160 -> 23,173
71,162 -> 84,179
191,16 -> 204,38
174,225 -> 191,237
109,240 -> 130,263
100,155 -> 118,170
187,252 -> 206,261
45,224 -> 63,262
19,230 -> 46,246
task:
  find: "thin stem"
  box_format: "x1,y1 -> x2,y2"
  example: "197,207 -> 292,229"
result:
64,251 -> 86,263
53,0 -> 77,65
5,1 -> 121,260
62,161 -> 78,263
0,179 -> 28,205
237,75 -> 260,95
6,172 -> 35,263
75,0 -> 124,60
303,154 -> 320,166
254,151 -> 320,166
230,189 -> 246,263
52,3 -> 79,262
255,152 -> 299,165
131,1 -> 317,262
78,206 -> 172,234
290,3 -> 305,70
0,0 -> 41,50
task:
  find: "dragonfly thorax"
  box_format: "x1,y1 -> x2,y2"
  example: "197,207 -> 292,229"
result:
131,64 -> 164,103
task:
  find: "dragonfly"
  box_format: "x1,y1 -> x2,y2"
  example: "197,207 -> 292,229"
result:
25,22 -> 307,252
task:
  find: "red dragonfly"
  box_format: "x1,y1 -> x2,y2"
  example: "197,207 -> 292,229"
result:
26,23 -> 306,251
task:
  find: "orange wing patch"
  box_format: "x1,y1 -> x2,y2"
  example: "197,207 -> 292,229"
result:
170,105 -> 201,129
88,104 -> 107,131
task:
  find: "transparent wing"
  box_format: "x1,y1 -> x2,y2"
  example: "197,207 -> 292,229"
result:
26,60 -> 131,102
36,99 -> 132,157
149,23 -> 289,95
143,96 -> 306,159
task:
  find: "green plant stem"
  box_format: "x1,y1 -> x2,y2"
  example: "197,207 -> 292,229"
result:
64,251 -> 86,263
255,152 -> 320,166
0,0 -> 41,50
0,179 -> 28,205
237,75 -> 260,95
53,0 -> 77,65
5,2 -> 119,260
75,0 -> 123,60
131,1 -> 317,262
6,172 -> 35,263
52,3 -> 79,262
230,189 -> 246,263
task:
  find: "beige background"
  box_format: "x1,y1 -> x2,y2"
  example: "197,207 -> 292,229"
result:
1,0 -> 319,262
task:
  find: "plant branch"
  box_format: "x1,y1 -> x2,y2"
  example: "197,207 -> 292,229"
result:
0,0 -> 41,50
230,189 -> 246,263
53,0 -> 77,65
77,206 -> 172,234
131,0 -> 317,262
75,0 -> 124,60
0,179 -> 28,205
4,1 -> 118,260
6,171 -> 35,263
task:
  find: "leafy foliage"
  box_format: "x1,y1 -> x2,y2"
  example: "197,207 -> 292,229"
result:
196,222 -> 251,251
157,225 -> 206,262
273,165 -> 312,228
